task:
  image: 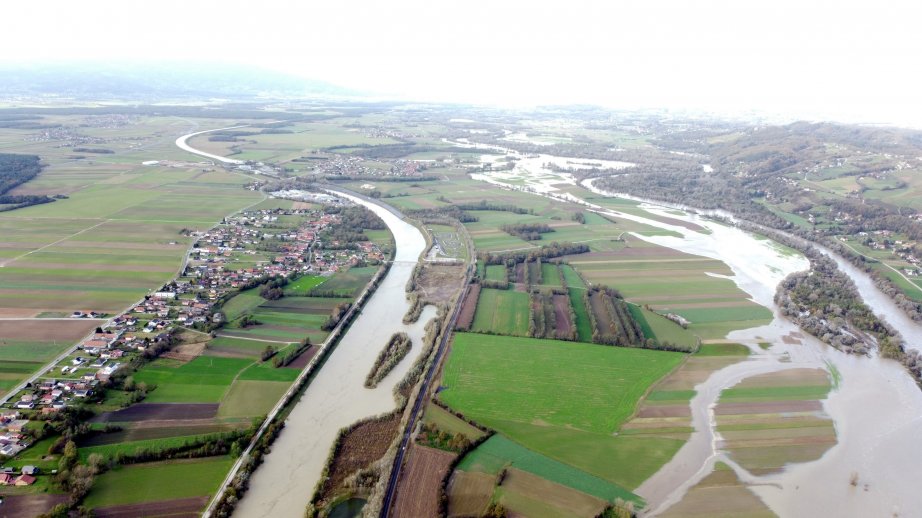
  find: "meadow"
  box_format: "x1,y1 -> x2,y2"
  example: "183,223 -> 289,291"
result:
469,288 -> 530,336
133,356 -> 252,404
441,333 -> 685,488
457,434 -> 640,505
83,457 -> 233,509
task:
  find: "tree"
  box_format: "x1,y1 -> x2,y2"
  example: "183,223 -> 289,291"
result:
87,453 -> 105,474
60,440 -> 78,471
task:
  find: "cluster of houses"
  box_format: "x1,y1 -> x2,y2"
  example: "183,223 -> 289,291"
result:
172,207 -> 383,325
0,466 -> 37,487
847,231 -> 921,276
5,327 -> 157,417
310,154 -> 428,177
0,412 -> 30,458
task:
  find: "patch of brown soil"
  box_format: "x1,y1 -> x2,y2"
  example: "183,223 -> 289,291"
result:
416,263 -> 466,305
0,319 -> 99,341
447,471 -> 495,518
392,444 -> 456,518
319,412 -> 401,502
93,496 -> 209,518
283,345 -> 318,369
500,468 -> 607,517
659,466 -> 774,518
455,284 -> 480,331
10,262 -> 176,273
92,403 -> 219,423
0,493 -> 69,518
552,294 -> 573,339
161,341 -> 208,363
0,308 -> 41,318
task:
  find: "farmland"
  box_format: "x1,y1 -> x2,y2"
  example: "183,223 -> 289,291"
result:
83,457 -> 233,510
716,368 -> 835,473
469,288 -> 530,336
441,333 -> 684,489
567,236 -> 772,340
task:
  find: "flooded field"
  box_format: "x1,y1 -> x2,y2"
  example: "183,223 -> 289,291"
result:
462,140 -> 922,517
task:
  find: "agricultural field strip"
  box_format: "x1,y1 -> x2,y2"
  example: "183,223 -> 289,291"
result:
0,190 -> 269,406
0,220 -> 108,267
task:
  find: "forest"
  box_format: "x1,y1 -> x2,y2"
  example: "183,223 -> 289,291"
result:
0,153 -> 55,210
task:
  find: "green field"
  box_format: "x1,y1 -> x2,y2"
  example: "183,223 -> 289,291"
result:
485,264 -> 507,282
422,403 -> 486,440
83,457 -> 233,509
628,304 -> 699,348
79,433 -> 225,462
282,275 -> 327,296
470,288 -> 530,336
560,264 -> 586,288
540,263 -> 562,286
442,334 -> 686,489
442,334 -> 684,434
0,128 -> 263,316
221,289 -> 266,321
133,356 -> 252,403
218,379 -> 290,418
567,288 -> 594,342
314,265 -> 377,296
458,435 -> 640,505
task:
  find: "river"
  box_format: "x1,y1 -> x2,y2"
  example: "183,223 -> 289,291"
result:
458,139 -> 922,517
233,191 -> 435,517
175,126 -> 247,165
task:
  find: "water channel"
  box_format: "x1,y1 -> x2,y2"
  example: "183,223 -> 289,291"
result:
233,191 -> 435,517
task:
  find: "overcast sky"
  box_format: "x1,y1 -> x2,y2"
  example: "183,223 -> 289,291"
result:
4,0 -> 921,125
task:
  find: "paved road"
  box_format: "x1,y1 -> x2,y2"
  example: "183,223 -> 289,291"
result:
379,263 -> 473,517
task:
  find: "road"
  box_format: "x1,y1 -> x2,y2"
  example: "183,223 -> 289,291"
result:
379,260 -> 474,517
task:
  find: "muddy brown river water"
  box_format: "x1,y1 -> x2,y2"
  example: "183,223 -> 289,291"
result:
233,192 -> 435,517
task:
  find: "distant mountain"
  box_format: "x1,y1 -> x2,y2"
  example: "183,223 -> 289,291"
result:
0,62 -> 363,100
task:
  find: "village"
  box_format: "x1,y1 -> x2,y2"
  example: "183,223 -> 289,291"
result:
0,200 -> 386,487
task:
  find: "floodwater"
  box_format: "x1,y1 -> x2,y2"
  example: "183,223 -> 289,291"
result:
234,192 -> 435,517
584,184 -> 922,518
460,140 -> 922,517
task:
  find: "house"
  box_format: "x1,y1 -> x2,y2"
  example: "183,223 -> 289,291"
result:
5,420 -> 28,433
14,401 -> 34,410
14,474 -> 36,486
0,473 -> 14,486
21,466 -> 39,475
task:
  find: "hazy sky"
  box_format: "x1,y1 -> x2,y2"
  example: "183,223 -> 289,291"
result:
4,0 -> 921,125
